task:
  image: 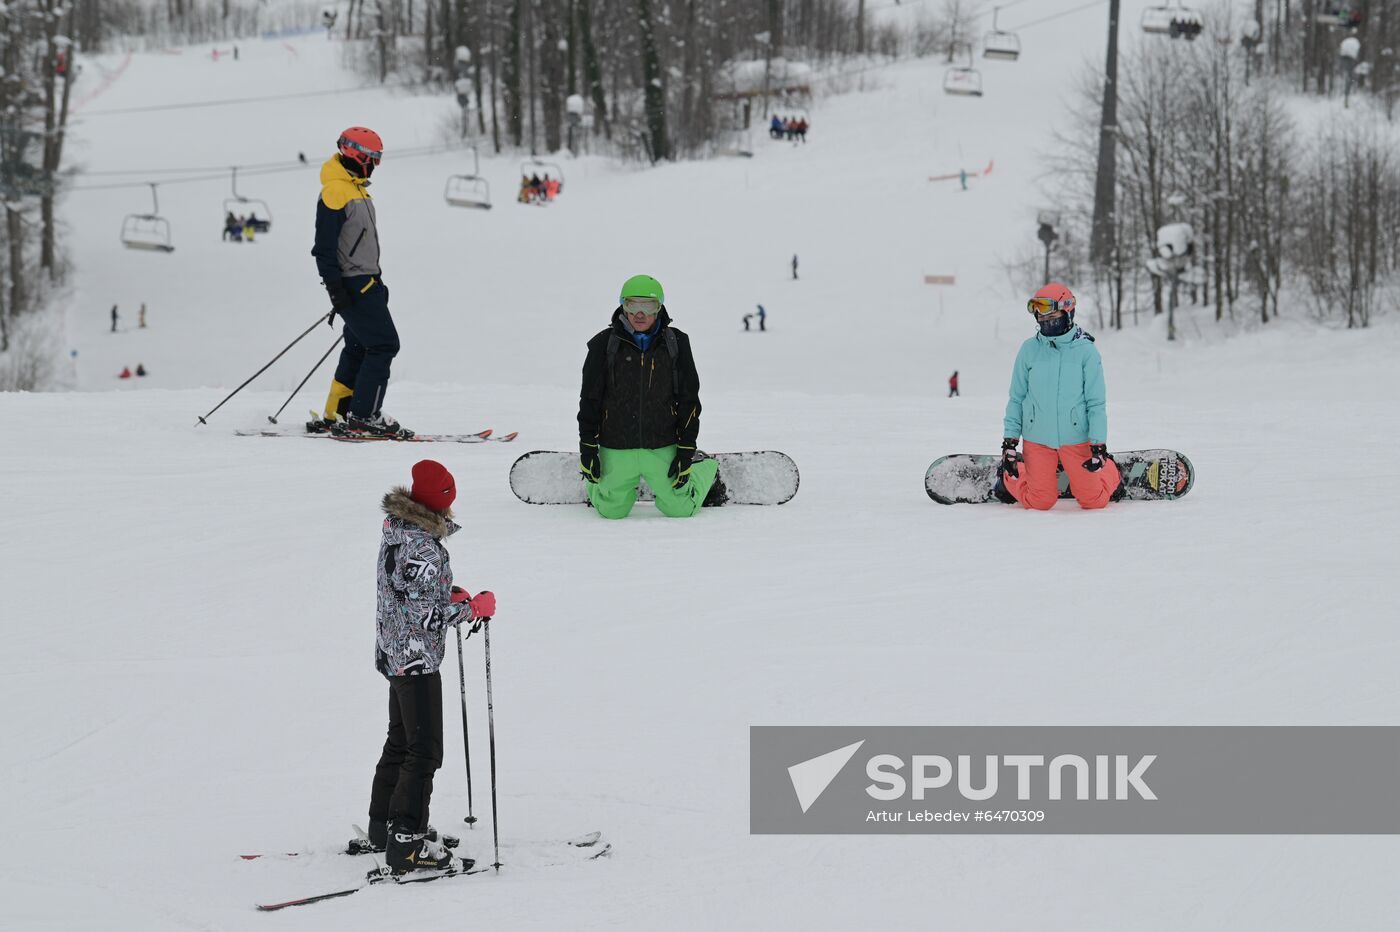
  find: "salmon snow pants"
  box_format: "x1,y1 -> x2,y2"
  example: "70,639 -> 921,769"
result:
1003,440 -> 1121,511
589,445 -> 719,519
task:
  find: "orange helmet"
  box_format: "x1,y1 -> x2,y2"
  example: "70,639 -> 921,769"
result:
1028,282 -> 1075,316
337,126 -> 383,170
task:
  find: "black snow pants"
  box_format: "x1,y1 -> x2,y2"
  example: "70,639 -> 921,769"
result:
369,671 -> 444,832
333,275 -> 400,419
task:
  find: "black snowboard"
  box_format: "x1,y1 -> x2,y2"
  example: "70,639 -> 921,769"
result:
509,450 -> 799,506
925,450 -> 1194,505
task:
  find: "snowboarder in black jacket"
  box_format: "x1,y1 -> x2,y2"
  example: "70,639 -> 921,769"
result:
577,275 -> 724,517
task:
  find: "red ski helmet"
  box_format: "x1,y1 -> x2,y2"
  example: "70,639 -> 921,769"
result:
337,126 -> 383,170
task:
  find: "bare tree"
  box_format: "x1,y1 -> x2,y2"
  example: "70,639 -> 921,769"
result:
637,0 -> 668,161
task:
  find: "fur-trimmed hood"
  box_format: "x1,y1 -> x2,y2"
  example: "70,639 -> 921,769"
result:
382,486 -> 459,539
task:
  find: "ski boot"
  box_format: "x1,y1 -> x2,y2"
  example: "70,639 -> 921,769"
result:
385,821 -> 469,876
332,412 -> 414,440
305,412 -> 342,434
352,819 -> 460,855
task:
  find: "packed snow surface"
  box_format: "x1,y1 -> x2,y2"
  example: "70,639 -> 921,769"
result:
4,2 -> 1397,928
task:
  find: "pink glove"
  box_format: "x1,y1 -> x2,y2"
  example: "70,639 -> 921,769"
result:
450,586 -> 471,604
469,590 -> 496,618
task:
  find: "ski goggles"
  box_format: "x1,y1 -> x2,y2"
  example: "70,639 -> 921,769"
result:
622,297 -> 661,316
340,137 -> 382,165
1027,296 -> 1074,317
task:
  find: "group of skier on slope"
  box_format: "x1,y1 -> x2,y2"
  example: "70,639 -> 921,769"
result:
302,124 -> 1123,880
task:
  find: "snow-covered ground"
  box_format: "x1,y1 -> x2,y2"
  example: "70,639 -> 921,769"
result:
5,2 -> 1399,928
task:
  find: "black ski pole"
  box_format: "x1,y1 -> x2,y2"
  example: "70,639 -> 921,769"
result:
456,620 -> 477,827
195,312 -> 329,425
268,334 -> 342,425
482,617 -> 502,871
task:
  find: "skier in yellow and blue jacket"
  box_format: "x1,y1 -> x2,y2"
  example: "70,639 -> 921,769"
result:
309,126 -> 410,438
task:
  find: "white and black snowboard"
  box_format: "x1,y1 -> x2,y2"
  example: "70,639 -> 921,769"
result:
925,449 -> 1194,505
509,450 -> 799,506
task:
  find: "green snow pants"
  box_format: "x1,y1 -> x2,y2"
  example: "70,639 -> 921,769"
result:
588,445 -> 719,519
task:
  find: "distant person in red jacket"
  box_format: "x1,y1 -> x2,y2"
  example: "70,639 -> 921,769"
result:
948,371 -> 959,397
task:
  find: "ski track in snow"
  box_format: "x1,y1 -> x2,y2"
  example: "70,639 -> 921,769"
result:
5,3 -> 1400,928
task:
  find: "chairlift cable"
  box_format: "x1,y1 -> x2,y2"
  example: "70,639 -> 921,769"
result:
77,159 -> 307,176
76,142 -> 450,178
1006,0 -> 1109,32
68,143 -> 473,192
79,82 -> 412,117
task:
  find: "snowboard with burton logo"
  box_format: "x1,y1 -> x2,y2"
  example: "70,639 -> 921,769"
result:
924,449 -> 1194,505
509,450 -> 799,506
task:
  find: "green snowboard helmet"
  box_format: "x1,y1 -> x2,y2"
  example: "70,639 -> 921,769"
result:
619,274 -> 664,306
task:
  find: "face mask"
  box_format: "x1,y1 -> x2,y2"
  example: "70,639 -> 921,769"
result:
1037,313 -> 1074,337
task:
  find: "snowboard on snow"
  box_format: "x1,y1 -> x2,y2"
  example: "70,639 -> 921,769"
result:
509,450 -> 799,506
924,449 -> 1194,505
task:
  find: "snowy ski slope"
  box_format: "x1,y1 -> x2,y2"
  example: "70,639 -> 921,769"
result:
3,2 -> 1398,928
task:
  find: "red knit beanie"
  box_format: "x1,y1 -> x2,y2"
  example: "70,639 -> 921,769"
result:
410,459 -> 456,512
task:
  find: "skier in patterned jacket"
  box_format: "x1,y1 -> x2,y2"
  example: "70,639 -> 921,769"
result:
995,282 -> 1123,510
366,459 -> 496,875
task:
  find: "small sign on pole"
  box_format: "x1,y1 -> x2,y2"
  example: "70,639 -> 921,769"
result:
923,274 -> 956,286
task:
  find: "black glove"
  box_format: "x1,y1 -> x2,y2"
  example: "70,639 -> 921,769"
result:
580,440 -> 601,484
324,279 -> 353,325
669,445 -> 696,489
1083,444 -> 1109,472
1000,437 -> 1022,479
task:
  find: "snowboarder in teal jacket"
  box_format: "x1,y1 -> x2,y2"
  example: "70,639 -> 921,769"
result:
996,283 -> 1122,510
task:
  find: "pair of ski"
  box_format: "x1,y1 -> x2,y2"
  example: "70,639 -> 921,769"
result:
238,426 -> 519,444
251,828 -> 609,911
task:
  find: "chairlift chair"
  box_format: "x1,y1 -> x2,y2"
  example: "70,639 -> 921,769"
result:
943,67 -> 984,97
982,7 -> 1021,61
1143,3 -> 1204,40
121,184 -> 175,253
445,176 -> 492,209
716,126 -> 755,158
444,147 -> 492,209
983,31 -> 1021,61
223,167 -> 273,233
520,158 -> 564,194
1142,6 -> 1173,34
1317,3 -> 1362,28
1170,9 -> 1205,40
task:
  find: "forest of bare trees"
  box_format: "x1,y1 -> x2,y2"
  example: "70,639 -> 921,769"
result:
1044,0 -> 1400,334
330,0 -> 936,162
1,0 -> 78,374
